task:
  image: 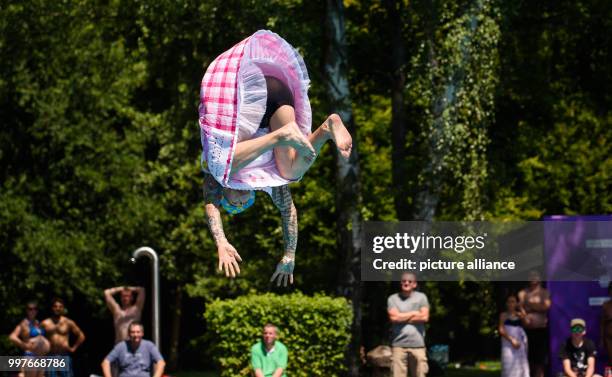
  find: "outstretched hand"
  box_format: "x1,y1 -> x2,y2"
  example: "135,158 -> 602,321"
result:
217,241 -> 242,278
270,255 -> 294,287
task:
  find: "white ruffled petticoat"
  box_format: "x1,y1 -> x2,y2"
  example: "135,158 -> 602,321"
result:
199,30 -> 312,193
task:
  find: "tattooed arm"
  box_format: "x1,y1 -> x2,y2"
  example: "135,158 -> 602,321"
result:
203,173 -> 242,277
269,185 -> 297,286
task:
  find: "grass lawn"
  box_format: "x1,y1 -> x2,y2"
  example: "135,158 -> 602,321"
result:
444,361 -> 501,377
174,364 -> 502,377
174,371 -> 219,377
446,369 -> 500,377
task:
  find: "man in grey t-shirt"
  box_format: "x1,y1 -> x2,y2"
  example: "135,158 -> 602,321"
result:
387,272 -> 430,377
101,321 -> 165,377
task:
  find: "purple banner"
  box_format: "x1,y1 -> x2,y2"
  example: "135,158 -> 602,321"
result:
546,215 -> 612,376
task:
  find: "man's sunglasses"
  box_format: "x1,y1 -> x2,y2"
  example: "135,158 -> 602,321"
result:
27,307 -> 38,311
571,326 -> 585,333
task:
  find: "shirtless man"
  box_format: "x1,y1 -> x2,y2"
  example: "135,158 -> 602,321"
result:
41,298 -> 85,377
601,282 -> 612,367
518,270 -> 551,377
104,286 -> 145,344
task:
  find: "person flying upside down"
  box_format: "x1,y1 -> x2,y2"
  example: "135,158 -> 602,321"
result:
199,31 -> 351,286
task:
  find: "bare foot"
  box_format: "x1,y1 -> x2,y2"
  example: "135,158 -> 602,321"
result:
278,122 -> 316,159
326,114 -> 352,160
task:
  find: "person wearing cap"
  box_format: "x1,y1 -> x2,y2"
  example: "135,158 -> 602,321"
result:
559,318 -> 602,377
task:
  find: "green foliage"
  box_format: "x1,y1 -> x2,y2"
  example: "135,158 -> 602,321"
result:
407,0 -> 500,220
354,95 -> 395,221
488,0 -> 612,219
424,281 -> 497,346
0,0 -> 334,326
446,366 -> 500,376
204,293 -> 352,377
0,0 -> 158,321
1,0 -> 611,368
498,97 -> 611,216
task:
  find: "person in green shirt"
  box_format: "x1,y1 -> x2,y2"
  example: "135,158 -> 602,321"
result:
250,323 -> 288,377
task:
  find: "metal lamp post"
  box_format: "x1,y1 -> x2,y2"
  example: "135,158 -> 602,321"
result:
131,246 -> 160,347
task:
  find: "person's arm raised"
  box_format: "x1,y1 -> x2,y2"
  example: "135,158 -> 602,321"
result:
104,287 -> 121,315
133,286 -> 145,313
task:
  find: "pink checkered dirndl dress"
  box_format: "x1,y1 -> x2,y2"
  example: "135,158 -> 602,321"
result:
198,30 -> 312,193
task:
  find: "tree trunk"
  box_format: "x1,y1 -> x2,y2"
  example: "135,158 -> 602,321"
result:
415,0 -> 488,221
324,1 -> 363,376
414,3 -> 443,221
385,0 -> 409,219
167,284 -> 183,370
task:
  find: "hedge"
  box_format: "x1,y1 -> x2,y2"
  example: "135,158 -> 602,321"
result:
204,292 -> 353,377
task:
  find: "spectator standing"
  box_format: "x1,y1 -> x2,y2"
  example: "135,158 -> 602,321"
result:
41,298 -> 86,377
499,294 -> 529,377
518,270 -> 551,377
387,272 -> 430,377
104,286 -> 145,344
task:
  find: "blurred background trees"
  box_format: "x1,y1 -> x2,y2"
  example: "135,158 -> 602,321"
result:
1,0 -> 610,374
